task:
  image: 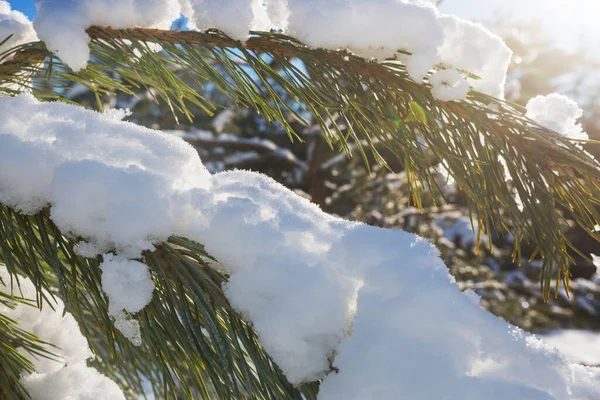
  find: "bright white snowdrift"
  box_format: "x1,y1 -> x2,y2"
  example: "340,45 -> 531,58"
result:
0,0 -> 38,57
30,0 -> 511,100
0,93 -> 598,398
0,265 -> 126,400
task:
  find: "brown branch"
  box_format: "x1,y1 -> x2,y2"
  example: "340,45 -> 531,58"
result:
86,26 -> 303,58
1,47 -> 46,77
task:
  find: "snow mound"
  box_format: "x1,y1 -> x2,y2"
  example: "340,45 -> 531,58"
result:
31,0 -> 511,100
286,0 -> 442,81
0,265 -> 125,400
0,93 -> 211,257
526,93 -> 588,140
0,93 -> 598,398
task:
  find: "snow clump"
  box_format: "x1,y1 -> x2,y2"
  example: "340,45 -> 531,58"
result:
429,68 -> 470,101
100,254 -> 156,345
526,93 -> 588,140
34,0 -> 181,70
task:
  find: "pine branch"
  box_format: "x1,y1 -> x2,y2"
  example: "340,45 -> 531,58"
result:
1,25 -> 600,398
11,26 -> 595,297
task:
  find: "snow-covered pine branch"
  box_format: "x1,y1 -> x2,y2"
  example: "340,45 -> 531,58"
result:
1,0 -> 600,399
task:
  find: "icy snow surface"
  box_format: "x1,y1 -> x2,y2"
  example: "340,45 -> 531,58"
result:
0,265 -> 126,400
0,0 -> 38,57
1,93 -> 599,398
526,93 -> 588,140
31,0 -> 511,99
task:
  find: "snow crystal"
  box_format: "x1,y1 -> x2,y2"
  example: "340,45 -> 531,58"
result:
429,68 -> 470,101
34,0 -> 181,70
0,0 -> 38,58
2,94 -> 599,398
0,265 -> 125,400
526,93 -> 588,140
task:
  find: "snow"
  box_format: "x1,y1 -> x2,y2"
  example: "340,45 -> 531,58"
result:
542,330 -> 600,366
34,0 -> 181,71
99,254 -> 156,345
28,0 -> 511,100
0,264 -> 125,400
286,1 -> 512,98
286,0 -> 442,81
526,93 -> 588,140
429,68 -> 470,101
212,108 -> 236,133
1,93 -> 599,398
437,14 -> 512,99
186,0 -> 271,41
0,94 -> 211,255
0,0 -> 38,58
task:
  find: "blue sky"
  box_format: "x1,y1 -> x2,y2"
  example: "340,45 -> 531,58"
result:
8,0 -> 35,18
